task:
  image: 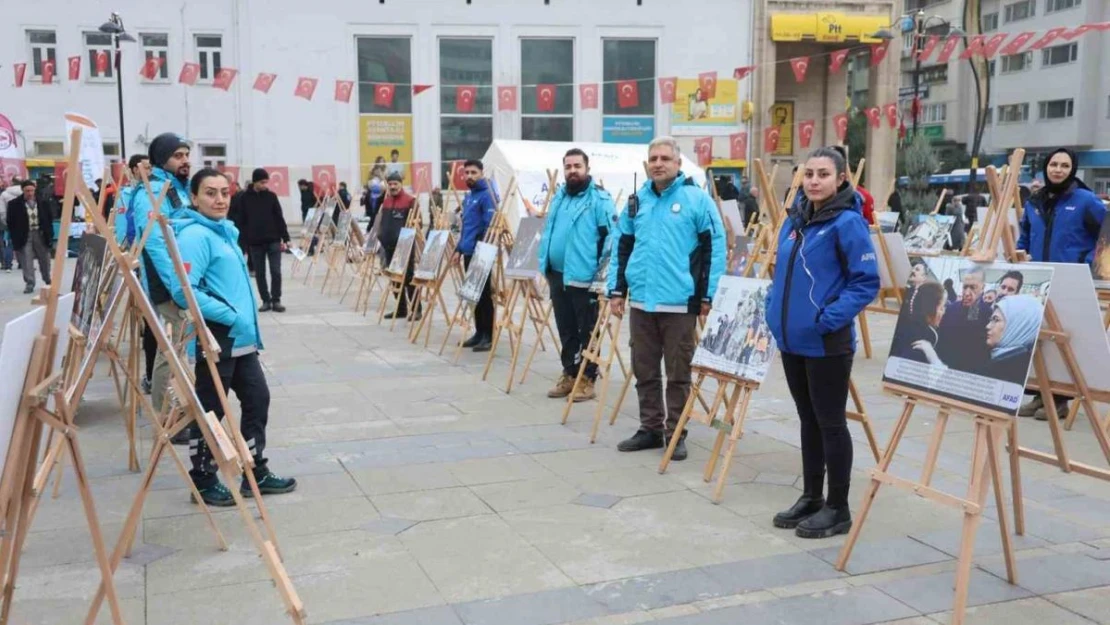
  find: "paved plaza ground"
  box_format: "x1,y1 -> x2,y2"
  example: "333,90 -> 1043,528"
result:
3,256 -> 1110,625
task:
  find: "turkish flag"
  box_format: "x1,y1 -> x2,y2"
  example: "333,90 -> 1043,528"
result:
884,102 -> 899,129
917,35 -> 941,62
998,32 -> 1036,56
312,165 -> 337,196
698,71 -> 718,99
13,63 -> 25,88
67,56 -> 81,81
253,72 -> 276,93
536,84 -> 556,112
616,80 -> 639,109
829,49 -> 850,74
95,50 -> 109,74
1062,24 -> 1094,41
497,85 -> 517,111
936,36 -> 962,64
263,166 -> 290,196
449,161 -> 468,191
411,162 -> 432,195
336,80 -> 355,103
213,67 -> 238,91
1093,22 -> 1110,32
729,132 -> 748,160
110,161 -> 125,184
693,137 -> 713,167
733,66 -> 755,80
959,35 -> 986,60
0,159 -> 28,184
372,82 -> 394,107
763,127 -> 780,153
42,60 -> 55,84
899,121 -> 907,141
982,33 -> 1010,59
658,77 -> 677,105
139,56 -> 162,80
790,57 -> 810,83
870,41 -> 890,67
1028,27 -> 1068,50
217,164 -> 240,186
456,86 -> 477,113
294,76 -> 318,100
797,120 -> 816,149
579,83 -> 598,109
412,84 -> 433,95
53,162 -> 69,196
178,62 -> 200,86
864,107 -> 881,129
833,113 -> 849,143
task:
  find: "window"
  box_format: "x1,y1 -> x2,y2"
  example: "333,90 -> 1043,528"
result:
82,33 -> 114,81
195,35 -> 222,82
103,143 -> 120,158
921,103 -> 947,124
984,108 -> 993,125
997,103 -> 1030,123
357,37 -> 413,114
982,12 -> 999,31
1038,99 -> 1074,120
32,141 -> 64,157
141,33 -> 169,80
1046,0 -> 1080,13
198,144 -> 227,168
27,30 -> 56,79
603,39 -> 655,117
1042,43 -> 1078,67
439,38 -> 493,187
1003,0 -> 1035,22
920,64 -> 948,85
1000,52 -> 1033,73
521,38 -> 574,142
987,60 -> 996,77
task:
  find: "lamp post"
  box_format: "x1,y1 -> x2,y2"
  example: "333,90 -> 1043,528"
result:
98,13 -> 135,161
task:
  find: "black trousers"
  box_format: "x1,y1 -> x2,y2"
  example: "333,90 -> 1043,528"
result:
780,352 -> 854,508
249,242 -> 283,303
383,245 -> 417,315
142,321 -> 156,381
189,351 -> 270,488
464,254 -> 494,338
547,272 -> 598,379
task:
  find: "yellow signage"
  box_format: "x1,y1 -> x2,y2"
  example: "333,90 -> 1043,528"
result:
359,114 -> 413,185
671,78 -> 739,137
771,12 -> 887,43
770,102 -> 794,157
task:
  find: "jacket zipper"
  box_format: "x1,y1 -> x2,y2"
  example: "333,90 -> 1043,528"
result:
780,224 -> 802,354
1041,203 -> 1055,263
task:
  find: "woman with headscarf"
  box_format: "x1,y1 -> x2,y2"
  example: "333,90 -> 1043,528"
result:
1016,148 -> 1106,418
984,295 -> 1042,384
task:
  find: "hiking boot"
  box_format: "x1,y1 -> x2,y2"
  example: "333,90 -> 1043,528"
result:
667,430 -> 688,461
773,495 -> 825,529
617,429 -> 664,452
573,378 -> 597,403
384,310 -> 407,320
472,337 -> 492,352
1018,395 -> 1043,418
462,334 -> 482,348
191,482 -> 236,507
258,301 -> 273,312
1035,399 -> 1069,421
243,471 -> 297,496
23,284 -> 34,294
795,505 -> 852,539
271,300 -> 286,313
141,376 -> 152,395
547,374 -> 575,398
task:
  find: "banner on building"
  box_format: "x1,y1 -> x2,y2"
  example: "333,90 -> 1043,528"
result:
602,116 -> 655,145
769,101 -> 795,157
671,78 -> 739,136
63,112 -> 105,192
359,114 -> 413,185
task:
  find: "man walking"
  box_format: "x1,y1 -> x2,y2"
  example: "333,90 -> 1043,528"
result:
377,172 -> 420,320
608,137 -> 726,461
538,148 -> 615,401
452,160 -> 498,352
239,168 -> 291,313
7,180 -> 53,293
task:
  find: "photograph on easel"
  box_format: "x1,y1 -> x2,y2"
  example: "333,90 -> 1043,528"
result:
1091,215 -> 1110,288
903,214 -> 955,255
876,212 -> 899,233
460,241 -> 498,303
590,241 -> 612,295
726,235 -> 755,276
70,233 -> 108,337
305,206 -> 326,236
387,228 -> 416,276
414,230 -> 450,280
504,216 -> 545,279
885,256 -> 1054,414
692,276 -> 777,382
334,210 -> 353,246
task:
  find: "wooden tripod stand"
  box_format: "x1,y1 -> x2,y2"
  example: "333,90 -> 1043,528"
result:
560,297 -> 632,444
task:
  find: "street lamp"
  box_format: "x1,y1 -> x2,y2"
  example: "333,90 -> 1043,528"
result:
98,13 -> 135,161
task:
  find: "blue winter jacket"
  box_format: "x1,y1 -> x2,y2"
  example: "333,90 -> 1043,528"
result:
458,178 -> 498,255
1018,180 -> 1106,264
538,179 -> 616,287
765,184 -> 880,358
608,173 -> 726,314
115,184 -> 139,247
171,209 -> 263,356
131,167 -> 192,305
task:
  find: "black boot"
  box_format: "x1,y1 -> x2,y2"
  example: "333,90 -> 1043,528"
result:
462,334 -> 482,348
773,495 -> 825,529
271,299 -> 286,313
258,301 -> 273,312
472,336 -> 492,352
666,430 -> 688,461
617,429 -> 664,452
795,504 -> 852,539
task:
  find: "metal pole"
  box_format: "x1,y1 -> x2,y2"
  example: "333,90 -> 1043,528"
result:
912,15 -> 922,137
115,35 -> 126,161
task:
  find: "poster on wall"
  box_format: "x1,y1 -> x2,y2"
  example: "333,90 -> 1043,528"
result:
671,78 -> 739,136
602,116 -> 655,144
769,102 -> 795,157
63,113 -> 106,192
0,113 -> 28,183
359,114 -> 413,187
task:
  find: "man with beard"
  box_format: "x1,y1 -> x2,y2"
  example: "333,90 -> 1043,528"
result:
377,172 -> 420,320
451,160 -> 498,351
537,148 -> 616,401
935,266 -> 993,372
239,168 -> 291,313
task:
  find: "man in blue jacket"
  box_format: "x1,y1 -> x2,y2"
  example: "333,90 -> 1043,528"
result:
451,159 -> 498,351
538,148 -> 616,401
608,137 -> 726,461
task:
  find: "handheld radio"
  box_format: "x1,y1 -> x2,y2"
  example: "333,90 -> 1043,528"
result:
627,173 -> 639,218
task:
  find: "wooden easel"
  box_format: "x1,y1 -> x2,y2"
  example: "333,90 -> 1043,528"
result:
300,198 -> 336,288
320,195 -> 356,296
481,275 -> 559,394
376,198 -> 424,330
409,206 -> 457,347
560,295 -> 632,444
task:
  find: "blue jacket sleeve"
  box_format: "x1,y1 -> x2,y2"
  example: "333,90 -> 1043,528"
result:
608,202 -> 635,296
817,215 -> 880,335
596,191 -> 616,259
1084,194 -> 1107,264
173,232 -> 238,327
1017,200 -> 1032,252
115,187 -> 133,246
131,185 -> 182,297
698,194 -> 727,302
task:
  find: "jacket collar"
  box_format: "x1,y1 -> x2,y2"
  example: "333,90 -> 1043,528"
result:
791,183 -> 860,227
641,172 -> 688,198
383,189 -> 414,207
176,208 -> 237,241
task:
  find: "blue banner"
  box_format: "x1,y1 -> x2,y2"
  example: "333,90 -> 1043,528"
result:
602,116 -> 655,144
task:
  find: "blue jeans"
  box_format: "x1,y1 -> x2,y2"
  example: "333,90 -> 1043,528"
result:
0,232 -> 12,270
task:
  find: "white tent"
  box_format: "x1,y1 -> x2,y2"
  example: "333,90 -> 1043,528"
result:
481,139 -> 708,233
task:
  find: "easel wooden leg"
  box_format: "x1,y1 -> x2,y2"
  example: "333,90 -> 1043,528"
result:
951,419 -> 993,625
1032,351 -> 1071,471
847,379 -> 882,464
857,312 -> 873,359
482,282 -> 520,383
1008,416 -> 1025,535
987,423 -> 1017,584
712,386 -> 753,503
439,300 -> 464,356
920,409 -> 950,486
659,373 -> 704,475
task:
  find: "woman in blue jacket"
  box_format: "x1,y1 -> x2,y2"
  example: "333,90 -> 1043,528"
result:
765,147 -> 880,539
1016,148 -> 1106,420
174,168 -> 297,507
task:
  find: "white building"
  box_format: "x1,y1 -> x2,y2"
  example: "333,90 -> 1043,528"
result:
2,0 -> 755,215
